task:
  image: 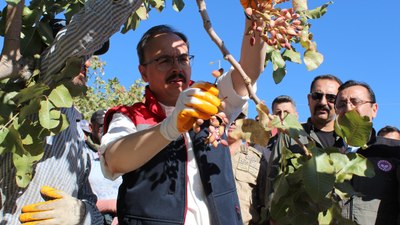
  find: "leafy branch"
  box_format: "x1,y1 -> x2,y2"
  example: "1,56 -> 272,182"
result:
195,1 -> 374,224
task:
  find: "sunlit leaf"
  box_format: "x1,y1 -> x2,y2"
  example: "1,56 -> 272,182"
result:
0,128 -> 10,154
255,102 -> 270,129
335,153 -> 375,182
48,85 -> 73,108
39,100 -> 60,129
303,146 -> 335,202
283,113 -> 308,139
22,6 -> 41,26
5,0 -> 21,5
232,118 -> 270,146
282,49 -> 302,64
150,0 -> 165,12
13,148 -> 44,188
306,1 -> 333,19
50,113 -> 69,134
136,4 -> 149,20
271,50 -> 285,70
304,50 -> 324,71
334,110 -> 372,147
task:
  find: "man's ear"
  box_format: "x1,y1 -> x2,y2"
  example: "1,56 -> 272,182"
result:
371,103 -> 378,119
139,65 -> 148,82
89,123 -> 94,132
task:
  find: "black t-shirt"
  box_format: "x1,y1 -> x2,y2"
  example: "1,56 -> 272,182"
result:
315,130 -> 336,148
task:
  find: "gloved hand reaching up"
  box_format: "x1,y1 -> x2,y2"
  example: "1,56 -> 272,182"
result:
19,186 -> 85,225
160,82 -> 220,141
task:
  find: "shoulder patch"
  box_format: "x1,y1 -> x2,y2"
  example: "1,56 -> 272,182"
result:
377,160 -> 392,172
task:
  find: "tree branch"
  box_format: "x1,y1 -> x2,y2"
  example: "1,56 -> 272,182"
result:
195,0 -> 261,105
0,0 -> 30,81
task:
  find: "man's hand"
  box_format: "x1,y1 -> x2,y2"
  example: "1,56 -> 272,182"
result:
19,186 -> 85,225
160,82 -> 220,141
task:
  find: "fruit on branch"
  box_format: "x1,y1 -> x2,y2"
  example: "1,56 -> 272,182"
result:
249,6 -> 303,50
194,111 -> 229,148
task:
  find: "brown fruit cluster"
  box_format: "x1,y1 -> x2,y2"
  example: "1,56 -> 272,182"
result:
193,112 -> 229,148
248,5 -> 303,50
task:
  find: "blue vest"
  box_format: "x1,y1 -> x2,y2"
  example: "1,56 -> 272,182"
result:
117,123 -> 242,225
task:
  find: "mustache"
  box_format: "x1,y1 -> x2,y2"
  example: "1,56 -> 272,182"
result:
315,104 -> 330,112
166,73 -> 187,83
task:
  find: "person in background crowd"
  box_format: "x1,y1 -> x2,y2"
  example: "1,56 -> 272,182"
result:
335,80 -> 400,225
0,17 -> 113,224
264,75 -> 343,223
271,95 -> 298,121
99,4 -> 267,224
84,109 -> 122,225
228,111 -> 266,225
304,74 -> 343,148
377,125 -> 400,141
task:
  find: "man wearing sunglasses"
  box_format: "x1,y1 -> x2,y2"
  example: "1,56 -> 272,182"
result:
304,74 -> 343,148
334,80 -> 400,225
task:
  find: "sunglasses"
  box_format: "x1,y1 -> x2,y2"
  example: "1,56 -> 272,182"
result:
310,92 -> 336,103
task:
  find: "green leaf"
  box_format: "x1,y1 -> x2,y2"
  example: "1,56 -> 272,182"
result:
48,85 -> 73,108
59,57 -> 82,80
304,50 -> 323,71
50,113 -> 70,134
19,98 -> 41,120
5,0 -> 21,4
150,0 -> 165,12
306,1 -> 333,19
13,83 -> 49,105
282,49 -> 302,64
271,50 -> 285,70
172,0 -> 185,12
282,113 -> 309,139
333,153 -> 375,182
13,148 -> 44,188
136,4 -> 149,20
65,3 -> 83,22
20,26 -> 43,57
266,45 -> 275,54
303,146 -> 336,202
236,119 -> 270,146
39,99 -> 60,129
334,181 -> 356,200
37,20 -> 55,46
272,67 -> 286,84
22,6 -> 41,26
0,128 -> 10,154
334,110 -> 372,147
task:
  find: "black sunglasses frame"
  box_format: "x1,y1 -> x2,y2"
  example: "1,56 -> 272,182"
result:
310,92 -> 336,103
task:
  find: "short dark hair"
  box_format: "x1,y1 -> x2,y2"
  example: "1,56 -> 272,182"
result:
377,125 -> 400,137
91,109 -> 106,125
338,80 -> 376,103
310,74 -> 343,92
271,95 -> 296,109
137,25 -> 189,64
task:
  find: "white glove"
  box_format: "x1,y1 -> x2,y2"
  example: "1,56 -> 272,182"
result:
160,82 -> 221,140
19,186 -> 85,225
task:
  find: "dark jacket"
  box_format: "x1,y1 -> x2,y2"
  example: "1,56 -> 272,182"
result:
104,86 -> 243,225
342,130 -> 400,225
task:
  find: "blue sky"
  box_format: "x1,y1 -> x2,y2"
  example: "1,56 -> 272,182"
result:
2,0 -> 400,132
101,1 -> 400,132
